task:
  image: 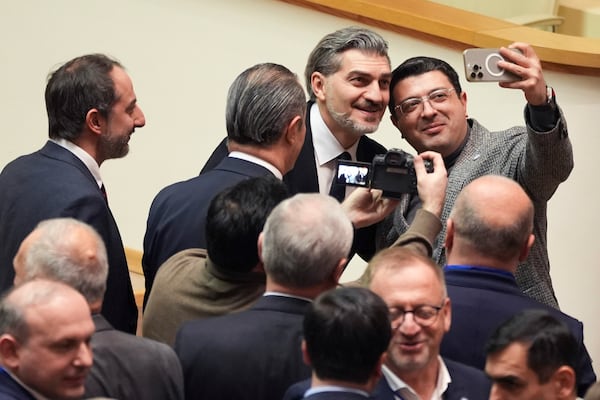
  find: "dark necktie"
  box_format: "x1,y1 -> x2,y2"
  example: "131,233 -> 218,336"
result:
328,151 -> 351,202
100,184 -> 108,204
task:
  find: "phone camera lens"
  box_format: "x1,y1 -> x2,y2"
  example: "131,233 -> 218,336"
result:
473,64 -> 480,71
477,72 -> 484,79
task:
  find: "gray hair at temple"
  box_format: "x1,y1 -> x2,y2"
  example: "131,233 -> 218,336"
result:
225,62 -> 306,146
304,26 -> 390,100
261,193 -> 353,288
14,218 -> 108,305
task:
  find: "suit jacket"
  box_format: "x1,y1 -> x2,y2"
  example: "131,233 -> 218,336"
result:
85,314 -> 184,400
174,295 -> 312,400
0,141 -> 137,333
285,359 -> 490,400
142,248 -> 265,346
304,391 -> 370,400
142,156 -> 273,303
441,267 -> 596,397
379,112 -> 573,308
0,370 -> 36,400
200,101 -> 388,260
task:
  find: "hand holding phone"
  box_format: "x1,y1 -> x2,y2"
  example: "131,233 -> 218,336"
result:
463,48 -> 523,83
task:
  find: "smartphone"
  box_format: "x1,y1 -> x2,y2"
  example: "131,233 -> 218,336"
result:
335,160 -> 371,187
463,48 -> 522,82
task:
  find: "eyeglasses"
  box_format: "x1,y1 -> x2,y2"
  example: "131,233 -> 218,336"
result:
389,300 -> 446,328
394,88 -> 456,115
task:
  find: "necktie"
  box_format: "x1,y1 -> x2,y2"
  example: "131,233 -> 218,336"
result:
329,152 -> 351,202
100,184 -> 108,204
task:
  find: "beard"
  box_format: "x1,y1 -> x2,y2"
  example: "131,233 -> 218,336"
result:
99,132 -> 129,161
326,101 -> 382,137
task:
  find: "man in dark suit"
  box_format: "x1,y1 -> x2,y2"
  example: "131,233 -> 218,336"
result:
13,218 -> 184,400
283,287 -> 391,400
367,247 -> 491,400
0,280 -> 95,400
142,63 -> 306,303
174,193 -> 354,400
201,27 -> 399,260
440,175 -> 596,396
0,54 -> 144,334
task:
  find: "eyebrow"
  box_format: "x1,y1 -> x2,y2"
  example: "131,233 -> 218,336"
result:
347,70 -> 392,79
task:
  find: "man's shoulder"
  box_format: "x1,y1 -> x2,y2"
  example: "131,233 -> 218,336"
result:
357,135 -> 387,158
0,371 -> 36,399
444,358 -> 491,398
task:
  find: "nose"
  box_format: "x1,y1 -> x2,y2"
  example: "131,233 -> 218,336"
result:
398,312 -> 421,336
74,342 -> 93,368
134,106 -> 146,128
420,97 -> 437,117
364,80 -> 385,105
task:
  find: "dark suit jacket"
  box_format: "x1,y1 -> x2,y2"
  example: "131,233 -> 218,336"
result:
85,314 -> 184,400
441,267 -> 596,397
304,391 -> 370,400
0,370 -> 36,400
142,157 -> 273,304
174,295 -> 312,400
285,359 -> 490,400
0,141 -> 137,333
200,101 -> 388,260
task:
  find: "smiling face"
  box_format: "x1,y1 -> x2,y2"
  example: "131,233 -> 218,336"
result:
369,261 -> 450,377
98,66 -> 146,162
313,49 -> 391,147
390,70 -> 468,157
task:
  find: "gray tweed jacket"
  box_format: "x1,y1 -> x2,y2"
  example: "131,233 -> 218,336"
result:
377,107 -> 573,308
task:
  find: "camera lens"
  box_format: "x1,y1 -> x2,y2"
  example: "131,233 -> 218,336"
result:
473,64 -> 480,71
477,72 -> 483,79
470,72 -> 476,79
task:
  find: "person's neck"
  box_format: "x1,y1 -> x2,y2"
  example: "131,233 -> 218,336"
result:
446,248 -> 517,274
391,359 -> 439,400
265,279 -> 334,300
228,141 -> 287,175
311,374 -> 372,393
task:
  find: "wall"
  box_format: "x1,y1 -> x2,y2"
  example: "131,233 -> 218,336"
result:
1,0 -> 598,368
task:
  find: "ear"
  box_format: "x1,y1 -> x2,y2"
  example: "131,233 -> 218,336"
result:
284,115 -> 305,146
85,109 -> 104,135
551,365 -> 576,399
311,72 -> 327,102
518,234 -> 535,262
332,258 -> 347,284
0,334 -> 21,370
442,296 -> 452,333
459,90 -> 468,110
257,233 -> 265,264
301,340 -> 312,367
445,219 -> 455,253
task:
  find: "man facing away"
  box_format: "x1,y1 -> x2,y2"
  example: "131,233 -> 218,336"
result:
201,26 -> 398,260
0,54 -> 145,333
485,310 -> 582,400
440,175 -> 596,396
0,280 -> 94,400
174,193 -> 354,400
13,218 -> 184,400
380,44 -> 573,308
142,62 -> 306,303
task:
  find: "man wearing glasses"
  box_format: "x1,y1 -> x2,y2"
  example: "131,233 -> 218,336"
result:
366,247 -> 490,400
378,43 -> 573,309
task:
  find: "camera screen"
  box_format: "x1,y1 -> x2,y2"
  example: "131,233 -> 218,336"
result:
336,161 -> 371,187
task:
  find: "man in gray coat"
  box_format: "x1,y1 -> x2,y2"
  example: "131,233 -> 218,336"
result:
379,42 -> 573,308
13,218 -> 184,400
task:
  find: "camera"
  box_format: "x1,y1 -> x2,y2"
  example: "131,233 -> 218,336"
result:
463,48 -> 522,83
335,149 -> 432,199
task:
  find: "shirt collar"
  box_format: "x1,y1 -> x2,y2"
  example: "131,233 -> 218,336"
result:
228,151 -> 283,179
304,385 -> 369,397
310,103 -> 359,165
382,356 -> 451,400
50,138 -> 103,189
263,291 -> 313,303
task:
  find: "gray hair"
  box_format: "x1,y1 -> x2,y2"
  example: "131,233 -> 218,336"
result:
0,280 -> 74,342
225,63 -> 306,146
18,218 -> 108,305
305,26 -> 390,100
261,194 -> 353,288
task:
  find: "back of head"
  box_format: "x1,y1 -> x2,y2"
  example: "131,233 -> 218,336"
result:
261,193 -> 353,288
225,63 -> 306,146
485,309 -> 578,384
304,286 -> 391,383
206,176 -> 289,273
14,218 -> 108,306
449,175 -> 534,263
388,56 -> 461,113
585,382 -> 600,400
305,26 -> 389,100
46,54 -> 122,140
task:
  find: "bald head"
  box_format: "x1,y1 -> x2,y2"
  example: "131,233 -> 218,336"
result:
13,218 -> 108,310
447,175 -> 534,267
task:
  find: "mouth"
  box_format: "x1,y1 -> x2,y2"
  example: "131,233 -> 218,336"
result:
398,340 -> 425,353
421,122 -> 445,135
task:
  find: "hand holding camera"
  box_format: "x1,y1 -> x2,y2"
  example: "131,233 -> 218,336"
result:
414,151 -> 447,218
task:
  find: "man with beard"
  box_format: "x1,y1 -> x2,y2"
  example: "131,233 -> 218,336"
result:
201,26 -> 396,260
0,54 -> 145,334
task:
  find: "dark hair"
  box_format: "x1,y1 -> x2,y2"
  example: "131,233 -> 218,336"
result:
205,176 -> 289,273
45,54 -> 122,140
485,309 -> 578,383
225,63 -> 306,146
388,56 -> 462,114
304,287 -> 391,383
305,26 -> 389,100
